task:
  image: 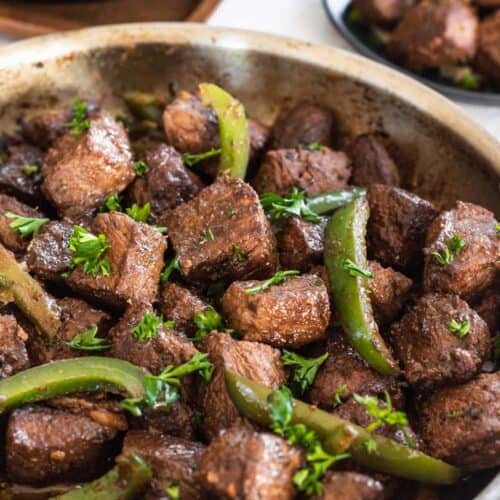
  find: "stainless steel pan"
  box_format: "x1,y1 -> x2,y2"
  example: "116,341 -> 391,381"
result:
0,23 -> 498,497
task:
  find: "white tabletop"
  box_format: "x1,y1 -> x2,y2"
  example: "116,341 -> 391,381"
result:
208,0 -> 499,140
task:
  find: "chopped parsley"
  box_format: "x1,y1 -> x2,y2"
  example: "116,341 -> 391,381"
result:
67,100 -> 91,135
132,311 -> 164,342
225,207 -> 235,218
68,225 -> 111,277
432,234 -> 466,266
282,350 -> 329,396
341,258 -> 373,279
297,142 -> 322,151
4,212 -> 49,239
166,480 -> 180,500
460,72 -> 480,91
268,387 -> 350,495
121,352 -> 214,416
245,270 -> 300,295
200,228 -> 215,242
66,326 -> 110,351
449,319 -> 470,339
126,202 -> 151,223
447,234 -> 466,254
260,188 -> 321,224
161,255 -> 181,281
191,306 -> 224,342
133,160 -> 148,176
332,384 -> 348,408
182,147 -> 221,167
496,222 -> 500,233
447,410 -> 463,419
232,244 -> 246,262
347,7 -> 363,24
164,319 -> 176,330
100,193 -> 123,212
22,164 -> 39,177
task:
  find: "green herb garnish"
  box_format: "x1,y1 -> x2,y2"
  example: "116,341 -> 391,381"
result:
332,384 -> 347,408
200,228 -> 215,242
447,410 -> 463,419
297,142 -> 322,151
232,244 -> 246,262
67,100 -> 91,135
347,7 -> 363,24
22,164 -> 39,177
432,234 -> 466,266
133,160 -> 148,176
341,258 -> 373,279
166,480 -> 180,500
4,212 -> 49,239
100,193 -> 123,213
182,148 -> 221,167
460,72 -> 480,90
448,234 -> 466,254
260,188 -> 321,224
68,225 -> 111,277
225,207 -> 235,218
282,350 -> 329,396
245,270 -> 300,295
191,306 -> 224,342
66,326 -> 110,351
449,319 -> 470,339
161,255 -> 181,281
126,202 -> 151,223
132,311 -> 164,343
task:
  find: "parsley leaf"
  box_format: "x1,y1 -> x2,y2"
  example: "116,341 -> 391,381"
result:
100,193 -> 123,212
166,480 -> 180,500
132,311 -> 163,342
66,326 -> 110,351
4,212 -> 49,239
22,164 -> 39,177
68,226 -> 111,277
126,202 -> 151,223
448,234 -> 466,254
341,258 -> 373,279
260,188 -> 321,224
182,147 -> 221,167
332,384 -> 347,408
432,234 -> 466,266
347,7 -> 363,24
67,100 -> 91,135
191,306 -> 223,342
232,244 -> 246,262
449,319 -> 470,339
161,255 -> 181,281
297,142 -> 322,151
282,350 -> 329,396
245,270 -> 300,295
447,410 -> 463,419
200,228 -> 215,242
133,160 -> 148,176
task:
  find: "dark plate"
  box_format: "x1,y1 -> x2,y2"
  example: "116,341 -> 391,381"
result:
322,0 -> 500,105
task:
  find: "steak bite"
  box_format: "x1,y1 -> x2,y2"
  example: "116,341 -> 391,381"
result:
423,202 -> 499,298
68,212 -> 166,308
0,143 -> 44,203
352,0 -> 416,26
270,102 -> 335,149
162,174 -> 277,284
476,10 -> 500,83
390,293 -> 490,389
367,261 -> 413,326
221,274 -> 330,348
253,147 -> 351,196
198,422 -> 302,500
6,404 -> 121,485
388,0 -> 478,69
0,314 -> 30,378
20,108 -> 73,150
277,216 -> 327,271
108,303 -> 197,376
199,332 -> 286,440
122,430 -> 205,499
42,110 -> 135,219
159,281 -> 209,337
0,193 -> 45,253
312,471 -> 384,500
349,134 -> 400,187
127,143 -> 204,222
419,373 -> 500,471
367,184 -> 438,271
26,220 -> 73,281
308,332 -> 402,410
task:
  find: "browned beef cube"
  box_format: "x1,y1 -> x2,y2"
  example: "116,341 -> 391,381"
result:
108,304 -> 197,375
221,274 -> 330,348
26,220 -> 73,281
349,134 -> 400,187
199,332 -> 286,440
27,297 -> 111,365
248,117 -> 270,165
277,216 -> 327,271
0,314 -> 30,378
423,202 -> 499,299
127,144 -> 204,222
352,0 -> 416,26
6,405 -> 121,485
162,174 -> 277,283
199,422 -> 302,500
308,332 -> 402,410
0,193 -> 45,253
271,102 -> 335,150
42,110 -> 134,219
367,184 -> 438,271
68,212 -> 166,308
475,288 -> 500,333
420,373 -> 500,471
390,293 -> 490,389
477,11 -> 500,83
388,0 -> 478,68
253,147 -> 351,196
123,430 -> 205,499
368,261 -> 413,326
159,282 -> 209,336
20,108 -> 73,150
0,144 -> 44,203
312,471 -> 384,500
163,91 -> 219,155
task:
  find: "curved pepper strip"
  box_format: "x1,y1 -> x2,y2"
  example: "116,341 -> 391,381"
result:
225,371 -> 461,485
307,187 -> 367,216
55,453 -> 151,500
199,83 -> 250,179
0,357 -> 146,414
0,243 -> 61,337
324,197 -> 399,375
